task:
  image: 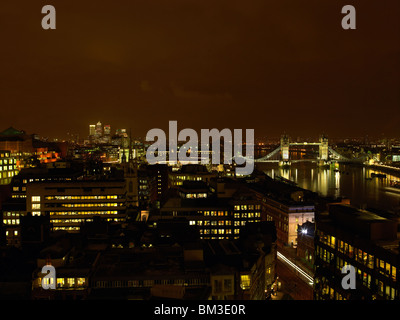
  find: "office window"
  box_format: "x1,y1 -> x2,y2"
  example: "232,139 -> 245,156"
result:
392,266 -> 396,281
57,278 -> 65,288
385,262 -> 391,277
67,278 -> 75,287
240,275 -> 251,290
330,236 -> 336,248
348,245 -> 354,258
362,251 -> 367,265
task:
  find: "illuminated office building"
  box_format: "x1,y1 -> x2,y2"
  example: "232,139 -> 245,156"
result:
89,125 -> 96,136
95,121 -> 103,137
0,150 -> 18,185
168,164 -> 217,187
314,204 -> 400,300
26,181 -> 127,233
154,180 -> 262,240
104,125 -> 111,136
1,201 -> 25,247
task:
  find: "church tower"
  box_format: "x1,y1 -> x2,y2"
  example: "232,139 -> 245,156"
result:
124,130 -> 139,209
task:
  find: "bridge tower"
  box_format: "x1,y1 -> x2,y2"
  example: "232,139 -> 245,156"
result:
318,135 -> 329,166
280,134 -> 291,166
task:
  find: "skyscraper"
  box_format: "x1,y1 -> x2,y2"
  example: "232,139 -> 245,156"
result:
89,125 -> 95,136
104,125 -> 111,136
95,121 -> 103,137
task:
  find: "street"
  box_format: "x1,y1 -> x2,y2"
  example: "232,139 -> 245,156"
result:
274,258 -> 314,300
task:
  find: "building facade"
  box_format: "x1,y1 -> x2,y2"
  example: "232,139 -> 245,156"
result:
0,150 -> 18,185
314,204 -> 400,300
26,181 -> 127,232
155,181 -> 262,240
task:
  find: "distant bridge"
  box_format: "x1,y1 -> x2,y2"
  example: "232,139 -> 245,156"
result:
240,135 -> 369,164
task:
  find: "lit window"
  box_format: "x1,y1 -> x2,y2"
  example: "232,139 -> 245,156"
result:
240,275 -> 251,290
57,278 -> 65,288
77,278 -> 86,286
32,196 -> 41,202
67,278 -> 75,287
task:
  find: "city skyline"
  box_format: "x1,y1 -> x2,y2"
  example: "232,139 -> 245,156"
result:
1,0 -> 399,140
2,122 -> 400,144
2,0 -> 400,305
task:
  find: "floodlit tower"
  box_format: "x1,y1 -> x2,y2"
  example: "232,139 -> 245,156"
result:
281,134 -> 290,161
319,135 -> 329,161
279,134 -> 291,167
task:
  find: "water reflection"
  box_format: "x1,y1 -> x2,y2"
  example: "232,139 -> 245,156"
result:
256,162 -> 400,212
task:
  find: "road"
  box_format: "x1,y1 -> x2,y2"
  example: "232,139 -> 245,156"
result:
275,255 -> 314,300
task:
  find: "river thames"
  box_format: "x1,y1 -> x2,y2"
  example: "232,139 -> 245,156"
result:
256,161 -> 400,213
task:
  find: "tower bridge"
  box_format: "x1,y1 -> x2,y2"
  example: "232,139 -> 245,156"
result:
252,135 -> 366,166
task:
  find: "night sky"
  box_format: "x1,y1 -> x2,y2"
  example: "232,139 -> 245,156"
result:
1,0 -> 399,140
